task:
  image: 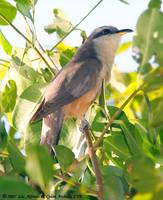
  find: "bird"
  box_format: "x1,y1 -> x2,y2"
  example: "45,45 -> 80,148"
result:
30,26 -> 133,150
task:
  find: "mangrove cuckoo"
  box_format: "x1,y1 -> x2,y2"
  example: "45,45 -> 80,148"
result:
30,26 -> 133,148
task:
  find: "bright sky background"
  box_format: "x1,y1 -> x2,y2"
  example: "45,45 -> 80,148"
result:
1,0 -> 150,71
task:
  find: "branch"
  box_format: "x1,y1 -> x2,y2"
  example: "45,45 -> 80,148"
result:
81,121 -> 103,200
0,14 -> 56,75
0,59 -> 10,63
36,41 -> 60,72
50,0 -> 103,52
54,174 -> 97,197
22,16 -> 60,72
94,83 -> 144,148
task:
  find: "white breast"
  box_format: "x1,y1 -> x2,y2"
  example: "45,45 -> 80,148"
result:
93,35 -> 121,82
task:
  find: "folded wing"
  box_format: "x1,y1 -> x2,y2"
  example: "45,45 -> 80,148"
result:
30,58 -> 102,122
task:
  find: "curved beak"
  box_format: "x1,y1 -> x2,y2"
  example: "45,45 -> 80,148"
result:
117,29 -> 133,36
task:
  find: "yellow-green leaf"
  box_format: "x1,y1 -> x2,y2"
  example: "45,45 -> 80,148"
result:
0,30 -> 12,55
116,41 -> 132,55
0,0 -> 17,25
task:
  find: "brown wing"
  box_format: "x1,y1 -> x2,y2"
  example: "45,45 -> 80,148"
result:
30,58 -> 102,122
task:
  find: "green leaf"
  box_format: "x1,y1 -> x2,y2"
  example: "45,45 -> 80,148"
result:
0,118 -> 8,150
14,0 -> 36,21
0,80 -> 17,113
104,133 -> 131,160
40,68 -> 53,82
3,47 -> 44,96
107,106 -> 129,123
125,155 -> 160,193
91,110 -> 107,133
44,8 -> 73,37
82,169 -> 96,188
148,0 -> 161,9
12,83 -> 45,132
149,97 -> 163,128
0,30 -> 12,55
116,41 -> 132,55
12,56 -> 41,83
134,120 -> 149,145
133,8 -> 163,65
0,0 -> 17,25
137,63 -> 152,75
12,97 -> 35,131
102,166 -> 126,200
133,193 -> 153,200
59,48 -> 76,67
25,120 -> 42,145
99,81 -> 107,115
0,61 -> 9,80
153,187 -> 163,200
26,144 -> 53,192
55,145 -> 75,171
59,118 -> 78,149
117,120 -> 141,155
7,142 -> 26,174
144,67 -> 163,92
142,96 -> 163,129
80,30 -> 87,43
71,158 -> 87,182
17,3 -> 32,20
2,67 -> 31,96
0,176 -> 38,199
20,84 -> 43,103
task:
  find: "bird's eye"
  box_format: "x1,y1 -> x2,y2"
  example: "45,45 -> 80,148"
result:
102,29 -> 111,35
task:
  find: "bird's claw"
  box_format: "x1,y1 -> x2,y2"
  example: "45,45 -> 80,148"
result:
79,118 -> 90,132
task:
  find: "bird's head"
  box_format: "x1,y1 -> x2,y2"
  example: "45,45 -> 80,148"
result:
90,26 -> 133,40
89,26 -> 133,50
86,26 -> 133,65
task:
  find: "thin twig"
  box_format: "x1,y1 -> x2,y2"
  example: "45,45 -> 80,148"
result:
82,122 -> 103,200
50,0 -> 103,52
0,59 -> 10,63
54,174 -> 97,197
24,16 -> 60,72
0,14 -> 56,75
36,41 -> 60,72
94,83 -> 144,148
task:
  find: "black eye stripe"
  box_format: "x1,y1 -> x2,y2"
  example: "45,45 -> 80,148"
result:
102,29 -> 111,35
93,28 -> 116,39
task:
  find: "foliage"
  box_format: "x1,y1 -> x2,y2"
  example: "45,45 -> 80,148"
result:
0,0 -> 163,199
44,8 -> 73,37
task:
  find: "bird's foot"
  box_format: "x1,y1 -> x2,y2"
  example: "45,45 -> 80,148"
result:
79,118 -> 90,132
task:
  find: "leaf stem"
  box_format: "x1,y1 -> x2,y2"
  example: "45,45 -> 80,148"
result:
50,0 -> 103,52
95,83 -> 144,148
0,13 -> 56,75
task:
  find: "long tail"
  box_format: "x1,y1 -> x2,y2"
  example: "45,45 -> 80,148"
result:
40,108 -> 64,150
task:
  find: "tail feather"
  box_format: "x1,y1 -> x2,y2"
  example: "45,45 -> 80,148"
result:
40,108 -> 64,150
